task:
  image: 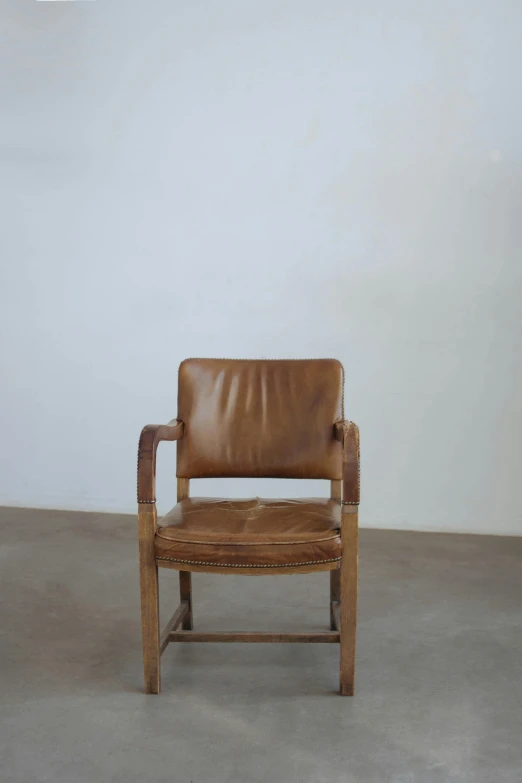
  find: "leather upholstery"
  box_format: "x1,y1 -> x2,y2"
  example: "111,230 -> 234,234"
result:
176,359 -> 344,479
155,498 -> 342,568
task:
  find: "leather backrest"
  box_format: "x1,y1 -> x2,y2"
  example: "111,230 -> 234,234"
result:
176,358 -> 344,479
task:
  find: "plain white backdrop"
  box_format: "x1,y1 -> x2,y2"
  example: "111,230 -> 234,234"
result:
1,1 -> 521,533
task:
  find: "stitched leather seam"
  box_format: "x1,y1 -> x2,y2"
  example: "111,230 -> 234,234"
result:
155,531 -> 340,545
156,556 -> 341,568
181,357 -> 343,364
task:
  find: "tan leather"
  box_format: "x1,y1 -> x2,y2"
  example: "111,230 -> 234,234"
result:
155,497 -> 342,568
176,359 -> 344,479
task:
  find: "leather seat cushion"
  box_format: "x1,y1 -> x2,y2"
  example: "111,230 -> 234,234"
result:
155,497 -> 341,568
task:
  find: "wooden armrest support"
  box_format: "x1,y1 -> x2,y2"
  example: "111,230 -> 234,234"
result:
137,419 -> 184,504
334,421 -> 360,506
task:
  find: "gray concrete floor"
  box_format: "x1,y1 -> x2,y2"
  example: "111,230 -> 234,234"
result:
1,507 -> 521,783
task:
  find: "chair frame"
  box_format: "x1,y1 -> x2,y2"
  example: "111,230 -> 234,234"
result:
138,418 -> 359,696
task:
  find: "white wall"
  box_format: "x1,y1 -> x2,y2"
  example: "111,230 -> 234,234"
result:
1,0 -> 522,534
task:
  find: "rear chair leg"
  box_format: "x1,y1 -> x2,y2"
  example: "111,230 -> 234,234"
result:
179,571 -> 193,630
340,510 -> 358,696
138,506 -> 160,694
330,569 -> 340,630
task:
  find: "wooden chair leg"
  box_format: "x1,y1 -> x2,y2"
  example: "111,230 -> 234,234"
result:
330,480 -> 342,632
330,569 -> 340,630
340,509 -> 358,696
138,506 -> 160,694
179,571 -> 193,630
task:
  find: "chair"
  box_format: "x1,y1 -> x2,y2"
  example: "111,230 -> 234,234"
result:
137,358 -> 360,695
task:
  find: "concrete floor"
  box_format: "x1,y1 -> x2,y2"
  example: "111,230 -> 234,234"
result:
1,507 -> 521,783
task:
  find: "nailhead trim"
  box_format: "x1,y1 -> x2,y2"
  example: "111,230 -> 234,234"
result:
156,556 -> 341,568
138,499 -> 156,504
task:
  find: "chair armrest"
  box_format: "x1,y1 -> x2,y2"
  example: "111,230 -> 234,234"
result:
334,421 -> 360,506
137,419 -> 184,504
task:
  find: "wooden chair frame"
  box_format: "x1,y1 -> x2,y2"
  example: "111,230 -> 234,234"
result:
138,419 -> 359,696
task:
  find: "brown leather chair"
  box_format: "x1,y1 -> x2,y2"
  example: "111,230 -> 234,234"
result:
137,358 -> 360,695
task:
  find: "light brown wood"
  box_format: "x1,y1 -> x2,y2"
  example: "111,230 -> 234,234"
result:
339,507 -> 358,696
330,479 -> 342,503
176,479 -> 193,629
168,632 -> 340,643
179,571 -> 193,630
138,420 -> 184,503
138,504 -> 160,693
330,572 -> 340,629
331,601 -> 340,632
159,602 -> 189,654
177,477 -> 190,501
330,480 -> 342,629
175,479 -> 193,630
157,560 -> 340,576
334,420 -> 360,506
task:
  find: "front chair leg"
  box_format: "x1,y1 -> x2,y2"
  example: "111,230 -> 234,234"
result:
138,507 -> 161,694
339,509 -> 358,696
179,571 -> 193,630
